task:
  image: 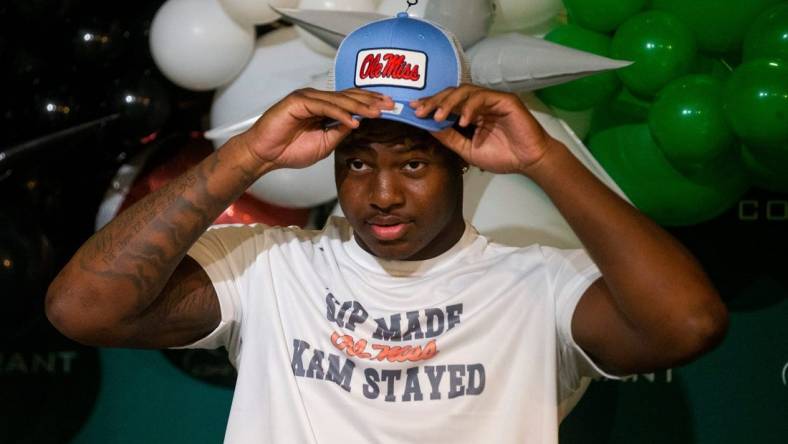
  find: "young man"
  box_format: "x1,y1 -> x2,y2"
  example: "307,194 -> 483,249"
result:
46,15 -> 727,443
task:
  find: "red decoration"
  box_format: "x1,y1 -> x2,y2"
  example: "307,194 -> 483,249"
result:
118,135 -> 310,227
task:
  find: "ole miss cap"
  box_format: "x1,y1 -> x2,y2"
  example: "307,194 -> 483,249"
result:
330,12 -> 471,132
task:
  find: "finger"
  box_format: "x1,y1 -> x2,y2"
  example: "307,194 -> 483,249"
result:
340,89 -> 395,111
433,87 -> 477,122
431,127 -> 472,162
300,97 -> 360,129
299,87 -> 392,111
458,92 -> 499,127
459,91 -> 507,127
334,88 -> 395,111
319,88 -> 393,107
300,89 -> 387,119
412,87 -> 456,118
323,122 -> 355,148
341,88 -> 392,101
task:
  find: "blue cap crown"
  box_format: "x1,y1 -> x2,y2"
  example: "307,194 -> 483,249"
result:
333,13 -> 468,132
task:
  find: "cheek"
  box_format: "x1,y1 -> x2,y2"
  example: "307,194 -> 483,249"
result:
410,174 -> 460,218
336,177 -> 366,216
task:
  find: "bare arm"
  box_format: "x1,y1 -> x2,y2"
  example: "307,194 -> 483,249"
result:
46,136 -> 269,347
523,139 -> 728,375
424,85 -> 728,375
46,88 -> 392,348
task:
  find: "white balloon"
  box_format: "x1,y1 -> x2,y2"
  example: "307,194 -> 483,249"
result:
377,0 -> 493,49
150,0 -> 255,91
274,8 -> 388,48
492,0 -> 562,32
549,107 -> 592,141
218,0 -> 299,26
377,0 -> 426,16
210,27 -> 333,139
489,14 -> 558,38
208,28 -> 336,208
466,33 -> 631,93
296,0 -> 377,56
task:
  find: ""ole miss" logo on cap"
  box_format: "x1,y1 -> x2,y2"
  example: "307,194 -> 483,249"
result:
355,49 -> 427,90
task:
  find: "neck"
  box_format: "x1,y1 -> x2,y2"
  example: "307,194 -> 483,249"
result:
406,213 -> 466,261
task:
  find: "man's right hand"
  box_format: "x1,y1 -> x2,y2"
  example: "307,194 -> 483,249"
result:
240,88 -> 395,170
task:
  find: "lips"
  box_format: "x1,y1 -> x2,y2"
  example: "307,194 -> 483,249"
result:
365,215 -> 412,241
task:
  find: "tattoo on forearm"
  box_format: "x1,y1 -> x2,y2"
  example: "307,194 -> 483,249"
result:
76,149 -> 257,314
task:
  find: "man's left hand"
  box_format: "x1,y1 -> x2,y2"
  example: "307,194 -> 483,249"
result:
411,85 -> 557,175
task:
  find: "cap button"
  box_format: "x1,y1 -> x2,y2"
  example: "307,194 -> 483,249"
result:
396,12 -> 409,18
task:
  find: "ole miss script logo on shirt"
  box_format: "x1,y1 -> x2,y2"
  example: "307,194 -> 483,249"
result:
355,48 -> 427,90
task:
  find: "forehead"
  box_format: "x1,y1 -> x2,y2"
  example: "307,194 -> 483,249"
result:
337,136 -> 440,156
338,120 -> 442,154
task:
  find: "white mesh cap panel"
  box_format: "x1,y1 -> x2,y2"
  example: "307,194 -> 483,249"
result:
442,26 -> 473,85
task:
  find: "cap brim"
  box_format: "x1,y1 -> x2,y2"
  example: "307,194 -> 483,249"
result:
374,101 -> 458,132
325,101 -> 457,132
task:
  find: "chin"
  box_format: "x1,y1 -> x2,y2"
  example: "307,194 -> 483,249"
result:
361,238 -> 425,261
369,244 -> 417,261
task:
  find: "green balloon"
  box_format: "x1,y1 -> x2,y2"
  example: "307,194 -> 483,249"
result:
589,124 -> 749,226
649,75 -> 736,176
536,25 -> 620,111
690,54 -> 735,81
588,88 -> 652,138
651,0 -> 782,53
741,145 -> 788,192
744,2 -> 788,62
611,11 -> 697,97
723,58 -> 788,146
564,0 -> 647,33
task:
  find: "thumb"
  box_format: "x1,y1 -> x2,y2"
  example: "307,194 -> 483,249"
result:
323,123 -> 355,148
432,127 -> 472,162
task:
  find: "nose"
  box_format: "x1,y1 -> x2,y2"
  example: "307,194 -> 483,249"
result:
368,170 -> 404,212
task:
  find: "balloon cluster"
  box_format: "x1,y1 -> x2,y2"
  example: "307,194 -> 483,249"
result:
149,0 -> 786,225
536,0 -> 788,225
150,0 -> 618,211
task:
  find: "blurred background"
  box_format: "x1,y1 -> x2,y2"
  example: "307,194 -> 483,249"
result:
0,0 -> 786,443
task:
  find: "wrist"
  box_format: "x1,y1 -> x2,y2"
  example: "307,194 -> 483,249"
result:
230,131 -> 278,178
518,137 -> 568,179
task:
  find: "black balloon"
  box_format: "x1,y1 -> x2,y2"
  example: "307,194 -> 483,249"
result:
71,17 -> 129,69
31,84 -> 86,134
0,210 -> 53,341
102,70 -> 172,138
4,1 -> 79,55
4,46 -> 48,87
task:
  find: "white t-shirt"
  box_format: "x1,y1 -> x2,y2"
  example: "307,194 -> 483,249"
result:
178,216 -> 621,443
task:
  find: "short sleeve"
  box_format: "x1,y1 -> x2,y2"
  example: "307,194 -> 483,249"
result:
169,223 -> 270,365
540,245 -> 623,390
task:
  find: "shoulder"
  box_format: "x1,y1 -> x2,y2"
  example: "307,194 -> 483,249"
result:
203,220 -> 330,244
463,228 -> 546,272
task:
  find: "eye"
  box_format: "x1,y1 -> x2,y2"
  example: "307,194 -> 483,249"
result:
403,160 -> 426,172
347,159 -> 370,172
